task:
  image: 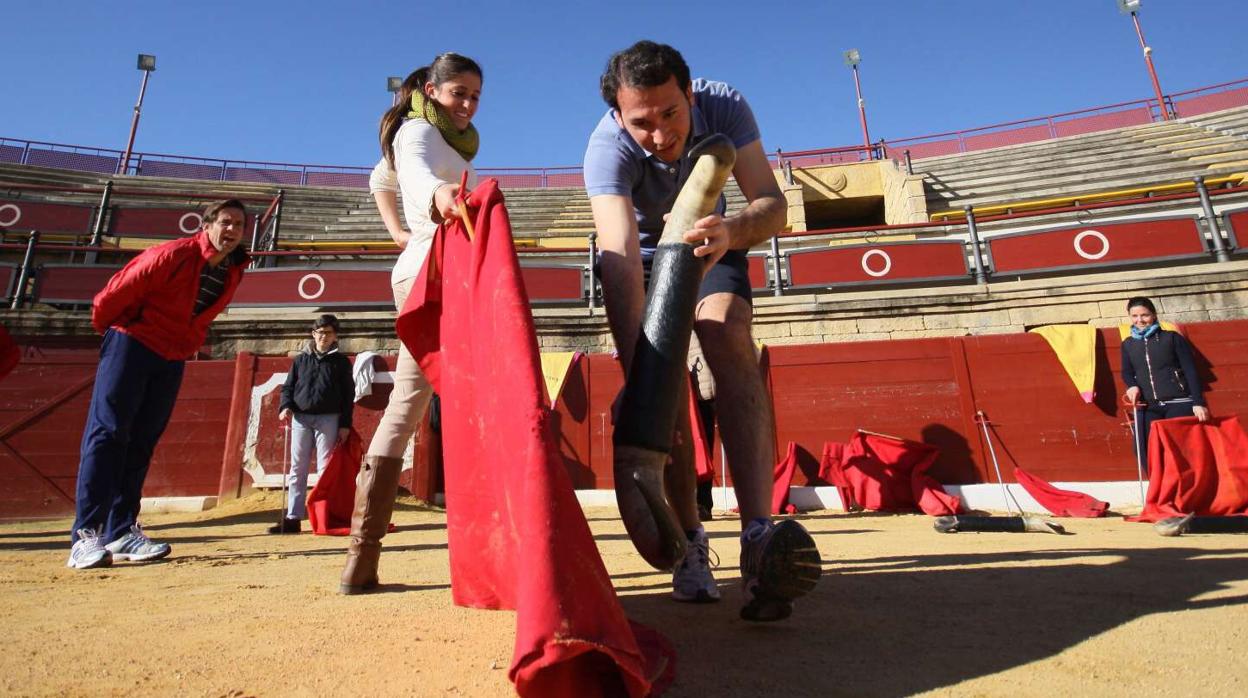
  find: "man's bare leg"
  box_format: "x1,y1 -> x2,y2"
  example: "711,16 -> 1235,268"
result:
695,291 -> 820,621
694,292 -> 773,526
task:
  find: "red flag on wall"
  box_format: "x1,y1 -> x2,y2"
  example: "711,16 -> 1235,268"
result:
396,178 -> 672,698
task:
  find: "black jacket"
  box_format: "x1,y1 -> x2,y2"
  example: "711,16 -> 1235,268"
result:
1121,329 -> 1205,407
279,346 -> 355,427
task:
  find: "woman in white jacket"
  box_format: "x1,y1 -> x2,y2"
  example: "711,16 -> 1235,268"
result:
340,52 -> 482,594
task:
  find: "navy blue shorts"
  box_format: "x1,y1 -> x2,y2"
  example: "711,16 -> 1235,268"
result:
599,249 -> 751,303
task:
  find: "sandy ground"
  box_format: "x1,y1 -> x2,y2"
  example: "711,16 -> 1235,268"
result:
2,493 -> 1246,697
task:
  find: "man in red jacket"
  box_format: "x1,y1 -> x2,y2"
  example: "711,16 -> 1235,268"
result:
67,199 -> 250,570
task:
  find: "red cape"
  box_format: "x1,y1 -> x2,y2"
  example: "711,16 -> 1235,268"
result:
396,178 -> 673,697
306,431 -> 364,536
1129,415 -> 1248,522
1013,466 -> 1108,518
819,431 -> 963,516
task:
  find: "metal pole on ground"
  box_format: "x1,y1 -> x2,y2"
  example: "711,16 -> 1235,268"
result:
1124,398 -> 1148,506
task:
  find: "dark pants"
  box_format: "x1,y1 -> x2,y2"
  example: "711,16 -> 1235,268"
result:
1134,401 -> 1197,476
72,330 -> 185,543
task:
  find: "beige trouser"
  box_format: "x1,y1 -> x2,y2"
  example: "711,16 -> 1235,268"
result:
366,277 -> 434,459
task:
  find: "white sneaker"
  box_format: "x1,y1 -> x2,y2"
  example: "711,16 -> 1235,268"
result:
671,527 -> 720,603
104,523 -> 171,562
67,527 -> 113,570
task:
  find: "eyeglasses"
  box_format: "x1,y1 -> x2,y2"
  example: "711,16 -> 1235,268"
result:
312,329 -> 336,337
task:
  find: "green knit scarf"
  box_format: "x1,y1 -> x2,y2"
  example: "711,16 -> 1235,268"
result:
408,91 -> 479,162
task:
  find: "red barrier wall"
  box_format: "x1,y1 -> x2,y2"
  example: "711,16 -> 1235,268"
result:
0,349 -> 233,519
3,320 -> 1245,519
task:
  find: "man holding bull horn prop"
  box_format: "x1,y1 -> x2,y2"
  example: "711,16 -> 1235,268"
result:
584,40 -> 821,622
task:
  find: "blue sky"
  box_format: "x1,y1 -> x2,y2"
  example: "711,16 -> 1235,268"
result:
3,1 -> 1245,169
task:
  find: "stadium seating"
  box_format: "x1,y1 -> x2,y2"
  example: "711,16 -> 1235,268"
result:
915,107 -> 1248,215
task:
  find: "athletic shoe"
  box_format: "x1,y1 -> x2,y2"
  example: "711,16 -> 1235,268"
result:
66,527 -> 113,570
672,527 -> 721,603
267,517 -> 301,534
104,523 -> 172,562
739,519 -> 822,622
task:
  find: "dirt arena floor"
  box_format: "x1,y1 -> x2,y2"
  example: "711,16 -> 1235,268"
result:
2,493 -> 1246,697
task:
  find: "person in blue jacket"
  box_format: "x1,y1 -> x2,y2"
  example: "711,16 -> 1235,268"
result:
1121,296 -> 1211,471
273,314 -> 354,533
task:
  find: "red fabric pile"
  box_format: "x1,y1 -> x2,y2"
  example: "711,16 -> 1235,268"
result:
306,430 -> 364,536
1013,466 -> 1108,518
1129,415 -> 1248,523
396,178 -> 673,697
819,431 -> 963,515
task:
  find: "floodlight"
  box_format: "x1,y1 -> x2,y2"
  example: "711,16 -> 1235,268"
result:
843,49 -> 861,67
1117,0 -> 1141,14
387,76 -> 403,93
137,54 -> 156,72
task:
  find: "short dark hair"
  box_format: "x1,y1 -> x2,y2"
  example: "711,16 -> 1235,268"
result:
203,199 -> 247,224
312,314 -> 340,333
1126,296 -> 1157,314
600,40 -> 691,111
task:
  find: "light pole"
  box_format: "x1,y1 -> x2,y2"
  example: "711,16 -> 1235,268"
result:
843,49 -> 872,156
118,53 -> 156,176
387,76 -> 403,107
1117,0 -> 1170,120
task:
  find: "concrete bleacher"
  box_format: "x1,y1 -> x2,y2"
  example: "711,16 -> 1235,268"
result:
1,160 -> 746,251
913,105 -> 1248,214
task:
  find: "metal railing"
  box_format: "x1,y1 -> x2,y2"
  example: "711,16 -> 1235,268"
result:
5,179 -> 1243,312
4,78 -> 1247,190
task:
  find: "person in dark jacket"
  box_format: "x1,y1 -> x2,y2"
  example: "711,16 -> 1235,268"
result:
1121,296 -> 1211,471
272,314 -> 355,534
69,199 -> 250,570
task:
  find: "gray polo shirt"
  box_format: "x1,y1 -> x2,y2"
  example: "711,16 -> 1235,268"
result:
583,78 -> 760,259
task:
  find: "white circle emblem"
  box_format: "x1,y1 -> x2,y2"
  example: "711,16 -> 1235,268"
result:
1073,230 -> 1110,260
0,204 -> 21,227
860,249 -> 892,277
298,273 -> 326,300
179,212 -> 203,234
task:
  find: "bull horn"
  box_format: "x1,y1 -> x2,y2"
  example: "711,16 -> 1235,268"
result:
613,133 -> 737,571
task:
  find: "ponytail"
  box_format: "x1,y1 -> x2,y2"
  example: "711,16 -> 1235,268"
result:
379,68 -> 429,169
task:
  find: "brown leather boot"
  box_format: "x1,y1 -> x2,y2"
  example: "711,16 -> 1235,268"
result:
339,455 -> 403,594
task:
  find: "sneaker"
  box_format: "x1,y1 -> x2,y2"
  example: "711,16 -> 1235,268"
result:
104,523 -> 172,562
739,519 -> 822,622
267,517 -> 302,534
66,527 -> 113,570
672,528 -> 720,603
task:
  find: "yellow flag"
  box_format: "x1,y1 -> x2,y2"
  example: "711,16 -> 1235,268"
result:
539,352 -> 580,408
1029,325 -> 1098,403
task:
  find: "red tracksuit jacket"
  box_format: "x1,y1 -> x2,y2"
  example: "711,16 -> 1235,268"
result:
91,231 -> 249,360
